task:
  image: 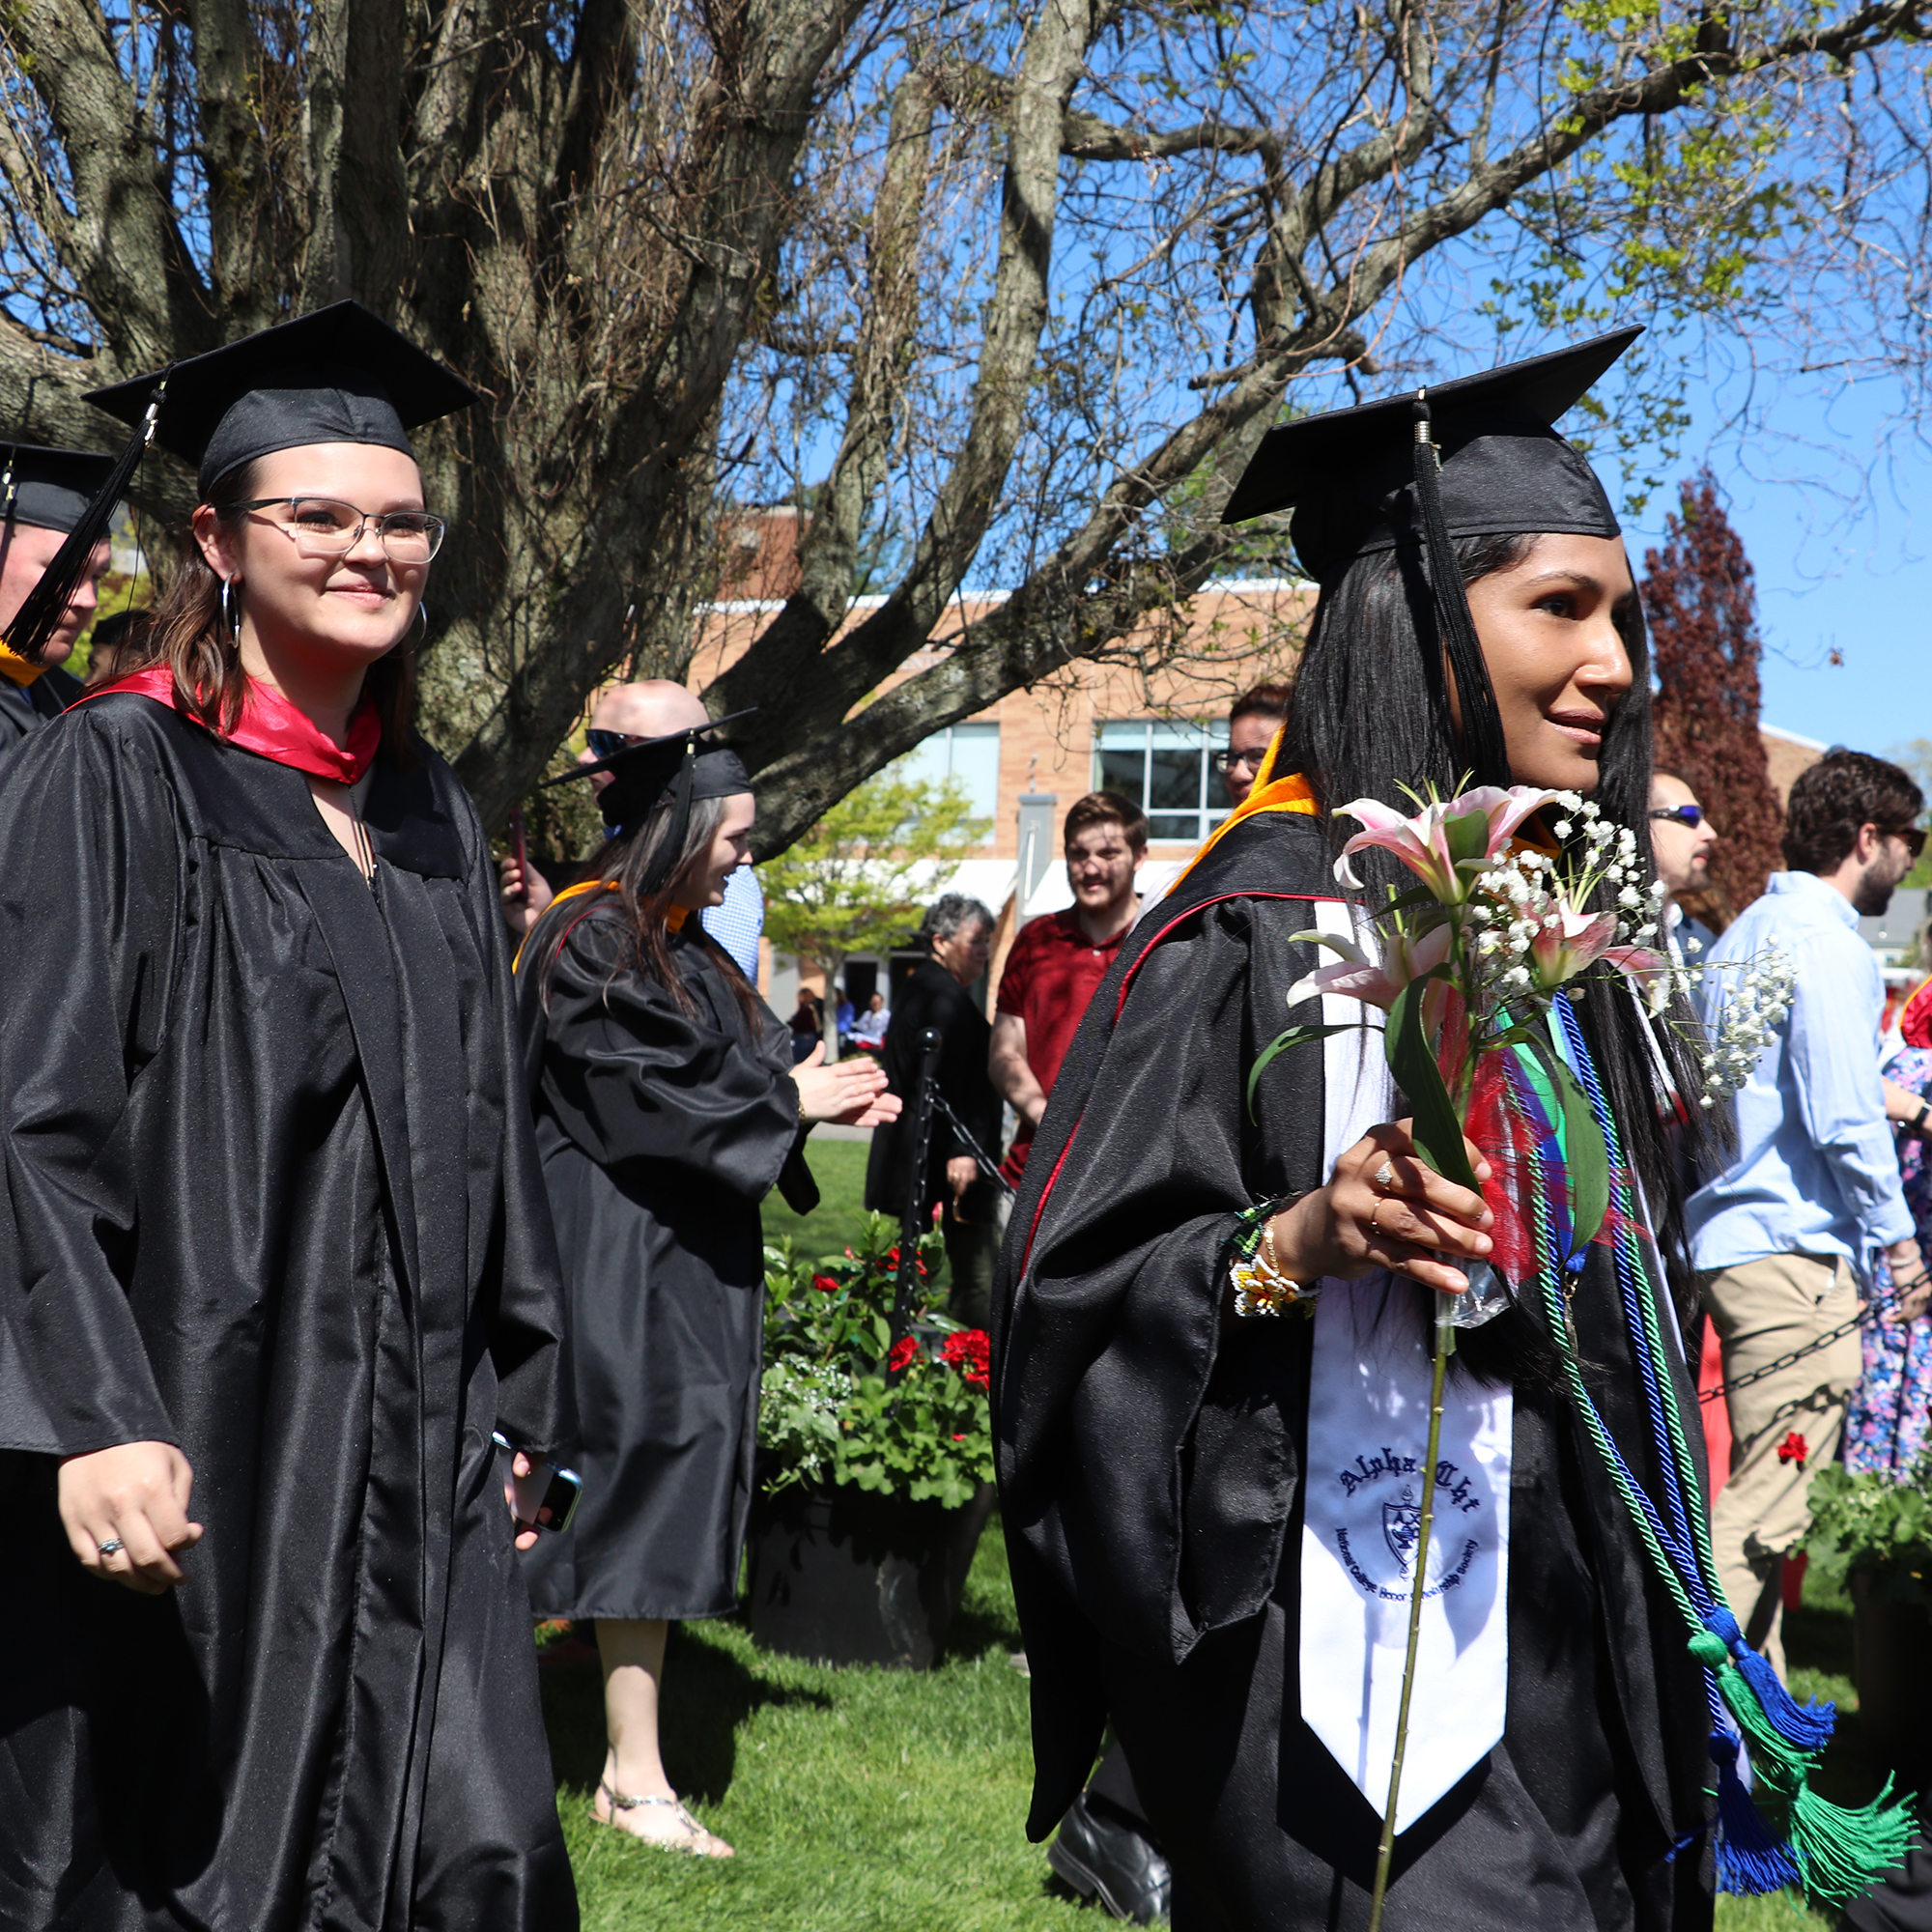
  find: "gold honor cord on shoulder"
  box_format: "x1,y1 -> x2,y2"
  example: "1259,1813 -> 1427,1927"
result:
1169,724 -> 1319,895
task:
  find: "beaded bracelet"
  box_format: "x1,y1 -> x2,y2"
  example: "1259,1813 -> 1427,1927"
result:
1226,1194 -> 1319,1318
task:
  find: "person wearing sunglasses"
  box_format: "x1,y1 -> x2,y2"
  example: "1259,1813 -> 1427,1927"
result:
1648,772 -> 1720,969
500,681 -> 767,981
1690,749 -> 1932,1685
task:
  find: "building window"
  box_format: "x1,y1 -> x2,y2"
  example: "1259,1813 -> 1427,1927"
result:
1094,718 -> 1231,842
896,722 -> 1001,819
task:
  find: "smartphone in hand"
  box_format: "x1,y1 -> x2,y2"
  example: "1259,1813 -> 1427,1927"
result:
493,1431 -> 582,1534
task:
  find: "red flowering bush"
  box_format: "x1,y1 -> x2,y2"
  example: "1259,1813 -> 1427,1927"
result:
759,1211 -> 992,1507
940,1328 -> 991,1392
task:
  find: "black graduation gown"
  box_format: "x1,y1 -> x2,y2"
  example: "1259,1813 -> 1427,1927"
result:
991,810 -> 1714,1932
518,903 -> 815,1622
864,955 -> 1001,1220
0,662 -> 83,761
0,694 -> 579,1932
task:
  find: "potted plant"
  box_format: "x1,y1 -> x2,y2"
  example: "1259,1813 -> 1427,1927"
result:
1804,1447 -> 1932,1793
746,1211 -> 998,1668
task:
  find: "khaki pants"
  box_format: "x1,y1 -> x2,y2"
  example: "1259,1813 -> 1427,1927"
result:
1704,1252 -> 1862,1679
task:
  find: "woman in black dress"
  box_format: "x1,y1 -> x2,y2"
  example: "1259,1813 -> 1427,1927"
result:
0,304 -> 578,1929
517,689 -> 897,1856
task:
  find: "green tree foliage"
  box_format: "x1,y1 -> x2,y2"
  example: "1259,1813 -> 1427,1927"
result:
759,768 -> 986,1033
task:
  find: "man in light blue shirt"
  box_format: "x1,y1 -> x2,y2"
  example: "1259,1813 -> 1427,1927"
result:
1689,750 -> 1929,1675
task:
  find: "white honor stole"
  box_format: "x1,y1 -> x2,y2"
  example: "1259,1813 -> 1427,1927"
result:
1296,899 -> 1513,1833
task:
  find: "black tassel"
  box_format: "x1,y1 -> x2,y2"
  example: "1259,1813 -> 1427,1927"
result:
635,743 -> 699,901
1408,392 -> 1510,787
6,374 -> 170,665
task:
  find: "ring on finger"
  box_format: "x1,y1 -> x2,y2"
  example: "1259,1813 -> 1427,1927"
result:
1369,1199 -> 1386,1238
97,1538 -> 124,1558
1374,1158 -> 1396,1192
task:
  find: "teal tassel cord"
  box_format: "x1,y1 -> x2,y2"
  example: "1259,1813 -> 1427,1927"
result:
1527,1000 -> 1917,1906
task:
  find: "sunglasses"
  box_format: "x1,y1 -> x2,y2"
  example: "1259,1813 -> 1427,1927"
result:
585,728 -> 646,760
1648,805 -> 1708,830
1889,824 -> 1930,861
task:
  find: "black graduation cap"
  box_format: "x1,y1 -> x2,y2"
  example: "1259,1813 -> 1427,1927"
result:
0,443 -> 120,535
1222,327 -> 1641,785
87,298 -> 481,498
547,709 -> 757,900
6,301 -> 475,667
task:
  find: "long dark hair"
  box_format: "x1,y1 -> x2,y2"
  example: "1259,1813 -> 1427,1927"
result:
122,457 -> 418,766
522,792 -> 763,1030
1280,531 -> 1719,1364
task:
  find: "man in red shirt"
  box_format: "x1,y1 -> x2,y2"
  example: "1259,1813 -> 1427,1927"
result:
991,791 -> 1147,1189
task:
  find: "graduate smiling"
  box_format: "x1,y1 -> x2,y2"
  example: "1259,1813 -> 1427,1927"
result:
0,304 -> 581,1932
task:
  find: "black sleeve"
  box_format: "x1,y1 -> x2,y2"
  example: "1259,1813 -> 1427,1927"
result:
0,711 -> 184,1455
453,777 -> 575,1463
528,911 -> 801,1206
997,895 -> 1330,1662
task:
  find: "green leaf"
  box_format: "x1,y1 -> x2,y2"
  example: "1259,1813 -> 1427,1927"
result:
1384,981 -> 1478,1190
1444,810 -> 1492,867
1247,1022 -> 1376,1121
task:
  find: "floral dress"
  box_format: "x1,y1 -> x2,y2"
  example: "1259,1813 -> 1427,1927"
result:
1846,1028 -> 1932,1474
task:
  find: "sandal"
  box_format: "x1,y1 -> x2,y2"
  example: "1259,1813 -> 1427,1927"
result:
594,1779 -> 734,1858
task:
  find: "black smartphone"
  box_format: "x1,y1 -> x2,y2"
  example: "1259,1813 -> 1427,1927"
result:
492,1432 -> 582,1534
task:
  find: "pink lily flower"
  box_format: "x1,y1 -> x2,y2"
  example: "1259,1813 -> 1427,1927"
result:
1333,785 -> 1562,899
1526,901 -> 1670,1008
1287,923 -> 1454,1011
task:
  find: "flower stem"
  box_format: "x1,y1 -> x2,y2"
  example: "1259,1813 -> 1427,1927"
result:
1365,1304 -> 1454,1932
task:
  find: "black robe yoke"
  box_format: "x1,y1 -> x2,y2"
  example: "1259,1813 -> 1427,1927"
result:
0,695 -> 577,1932
518,904 -> 814,1622
0,663 -> 83,765
990,810 -> 1713,1932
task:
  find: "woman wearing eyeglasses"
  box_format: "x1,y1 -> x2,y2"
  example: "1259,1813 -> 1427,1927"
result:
0,307 -> 578,1930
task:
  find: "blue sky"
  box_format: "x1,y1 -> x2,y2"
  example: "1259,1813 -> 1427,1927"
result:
1625,366 -> 1932,759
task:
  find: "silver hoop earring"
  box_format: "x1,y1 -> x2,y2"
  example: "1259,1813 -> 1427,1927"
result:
414,603 -> 429,640
220,578 -> 240,641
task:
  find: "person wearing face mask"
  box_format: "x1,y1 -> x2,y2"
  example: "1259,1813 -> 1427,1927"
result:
0,442 -> 118,756
866,893 -> 1002,1327
516,705 -> 898,1859
1649,772 -> 1720,968
989,332 -> 1783,1931
0,305 -> 580,1929
1689,750 -> 1932,1683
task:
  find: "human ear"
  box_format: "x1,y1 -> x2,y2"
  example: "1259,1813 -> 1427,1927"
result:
190,504 -> 238,583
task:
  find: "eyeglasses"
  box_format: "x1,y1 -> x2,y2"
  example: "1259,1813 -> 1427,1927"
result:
1214,747 -> 1270,772
1887,823 -> 1929,861
586,728 -> 648,760
224,497 -> 447,562
1648,805 -> 1708,830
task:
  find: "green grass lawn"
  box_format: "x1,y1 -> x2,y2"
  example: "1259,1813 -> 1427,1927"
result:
542,1141 -> 1873,1927
768,1137 -> 880,1270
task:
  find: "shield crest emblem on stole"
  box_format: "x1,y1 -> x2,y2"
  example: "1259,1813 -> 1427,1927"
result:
1382,1487 -> 1422,1572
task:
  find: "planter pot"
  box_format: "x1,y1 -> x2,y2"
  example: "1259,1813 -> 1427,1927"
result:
1852,1571 -> 1932,1793
745,1477 -> 997,1668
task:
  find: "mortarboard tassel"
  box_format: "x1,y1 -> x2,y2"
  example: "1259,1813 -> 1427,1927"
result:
1406,392 -> 1511,788
5,375 -> 169,666
1706,1730 -> 1801,1895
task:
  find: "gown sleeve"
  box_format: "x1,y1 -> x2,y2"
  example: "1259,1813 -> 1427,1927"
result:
0,709 -> 184,1455
527,910 -> 802,1206
998,894 -> 1328,1665
457,788 -> 575,1463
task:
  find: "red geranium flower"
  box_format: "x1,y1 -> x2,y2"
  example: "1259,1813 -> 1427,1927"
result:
887,1334 -> 919,1372
1776,1432 -> 1808,1468
811,1273 -> 840,1294
941,1328 -> 992,1392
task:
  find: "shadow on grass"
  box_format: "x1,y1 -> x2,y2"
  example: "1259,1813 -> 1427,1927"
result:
539,1621 -> 835,1807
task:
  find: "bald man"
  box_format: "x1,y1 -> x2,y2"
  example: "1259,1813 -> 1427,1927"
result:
500,682 -> 766,980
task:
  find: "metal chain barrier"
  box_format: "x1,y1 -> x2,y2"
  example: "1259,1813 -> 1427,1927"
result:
1697,1268 -> 1931,1406
926,1085 -> 1017,1201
